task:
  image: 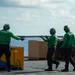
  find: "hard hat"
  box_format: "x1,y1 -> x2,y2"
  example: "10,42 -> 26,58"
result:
50,28 -> 56,35
64,25 -> 70,32
3,24 -> 10,30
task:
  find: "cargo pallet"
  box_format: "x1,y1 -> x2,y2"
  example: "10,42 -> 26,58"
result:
24,56 -> 46,60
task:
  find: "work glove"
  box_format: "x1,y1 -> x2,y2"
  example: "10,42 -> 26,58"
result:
45,36 -> 48,39
21,37 -> 25,41
40,36 -> 43,38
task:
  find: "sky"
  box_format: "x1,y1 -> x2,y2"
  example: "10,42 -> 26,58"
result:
0,0 -> 75,36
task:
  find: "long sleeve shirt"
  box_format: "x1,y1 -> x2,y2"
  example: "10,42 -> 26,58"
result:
42,34 -> 58,48
0,29 -> 21,44
61,32 -> 75,48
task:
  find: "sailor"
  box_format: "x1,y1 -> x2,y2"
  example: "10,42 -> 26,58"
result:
0,24 -> 24,72
40,28 -> 59,71
61,25 -> 75,72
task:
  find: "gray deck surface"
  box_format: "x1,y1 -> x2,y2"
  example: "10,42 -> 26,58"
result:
0,59 -> 75,75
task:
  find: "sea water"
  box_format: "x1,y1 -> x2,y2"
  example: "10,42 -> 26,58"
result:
10,37 -> 42,56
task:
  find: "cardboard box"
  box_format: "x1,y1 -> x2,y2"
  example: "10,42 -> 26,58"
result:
28,40 -> 48,59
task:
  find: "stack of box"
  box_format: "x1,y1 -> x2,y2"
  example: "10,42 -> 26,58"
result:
28,40 -> 48,59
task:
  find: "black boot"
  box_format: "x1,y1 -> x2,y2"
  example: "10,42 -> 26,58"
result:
8,67 -> 11,72
61,69 -> 69,72
45,68 -> 52,71
56,62 -> 60,68
61,61 -> 69,72
73,67 -> 75,71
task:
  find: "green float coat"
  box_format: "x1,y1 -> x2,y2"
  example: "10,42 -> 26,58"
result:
0,29 -> 21,44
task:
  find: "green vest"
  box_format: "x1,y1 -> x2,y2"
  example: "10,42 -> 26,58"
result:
0,29 -> 21,44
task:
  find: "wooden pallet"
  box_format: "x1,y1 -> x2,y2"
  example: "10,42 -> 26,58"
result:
24,56 -> 46,60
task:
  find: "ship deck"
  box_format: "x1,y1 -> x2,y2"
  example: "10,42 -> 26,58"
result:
0,59 -> 75,75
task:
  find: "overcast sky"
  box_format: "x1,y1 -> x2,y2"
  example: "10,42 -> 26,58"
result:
0,0 -> 75,36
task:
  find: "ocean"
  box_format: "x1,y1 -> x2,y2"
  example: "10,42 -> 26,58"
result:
10,37 -> 42,56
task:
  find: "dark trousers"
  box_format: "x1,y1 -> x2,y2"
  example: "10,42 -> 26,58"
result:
47,48 -> 59,70
64,47 -> 75,70
0,44 -> 11,70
